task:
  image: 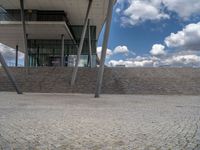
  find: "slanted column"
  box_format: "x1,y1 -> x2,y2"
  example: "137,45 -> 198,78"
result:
20,0 -> 28,67
15,45 -> 18,67
95,0 -> 114,98
0,53 -> 22,94
61,34 -> 65,67
88,19 -> 93,68
71,0 -> 93,86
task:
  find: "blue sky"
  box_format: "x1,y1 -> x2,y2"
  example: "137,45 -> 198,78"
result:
97,0 -> 200,67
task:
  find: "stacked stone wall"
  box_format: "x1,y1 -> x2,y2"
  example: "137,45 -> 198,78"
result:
1,67 -> 200,95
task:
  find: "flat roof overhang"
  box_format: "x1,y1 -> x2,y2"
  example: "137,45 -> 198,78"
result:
0,0 -> 116,37
0,21 -> 73,52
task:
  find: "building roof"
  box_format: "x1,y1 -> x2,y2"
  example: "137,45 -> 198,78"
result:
0,0 -> 116,52
0,21 -> 73,52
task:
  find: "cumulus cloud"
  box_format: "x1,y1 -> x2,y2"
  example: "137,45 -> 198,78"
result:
162,0 -> 200,19
97,45 -> 134,60
108,52 -> 200,68
116,0 -> 200,26
163,54 -> 200,67
97,47 -> 113,59
120,0 -> 169,26
116,8 -> 121,14
165,22 -> 200,50
150,44 -> 166,56
113,45 -> 129,54
109,56 -> 159,67
0,43 -> 24,66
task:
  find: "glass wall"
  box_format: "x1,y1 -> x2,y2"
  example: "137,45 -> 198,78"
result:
28,25 -> 97,67
0,9 -> 98,67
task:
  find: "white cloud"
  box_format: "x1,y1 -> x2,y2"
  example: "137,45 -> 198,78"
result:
165,22 -> 200,50
113,45 -> 129,54
162,0 -> 200,19
116,0 -> 200,26
150,44 -> 166,56
116,8 -> 121,14
97,45 -> 134,60
109,56 -> 158,67
120,0 -> 169,26
109,60 -> 128,67
109,53 -> 200,67
97,47 -> 113,59
162,54 -> 200,67
130,59 -> 154,67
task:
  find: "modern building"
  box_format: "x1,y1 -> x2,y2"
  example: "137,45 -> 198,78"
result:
0,0 -> 116,67
0,0 -> 115,97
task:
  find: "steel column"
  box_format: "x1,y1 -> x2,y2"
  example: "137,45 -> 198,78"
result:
88,19 -> 93,68
0,53 -> 22,94
71,0 -> 93,86
15,45 -> 18,67
64,23 -> 78,48
37,46 -> 40,67
20,0 -> 28,67
95,0 -> 114,98
61,34 -> 65,67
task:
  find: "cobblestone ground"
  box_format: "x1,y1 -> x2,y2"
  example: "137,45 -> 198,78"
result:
0,92 -> 200,150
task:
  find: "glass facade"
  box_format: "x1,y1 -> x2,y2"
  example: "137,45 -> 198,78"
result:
28,25 -> 97,67
0,9 -> 98,67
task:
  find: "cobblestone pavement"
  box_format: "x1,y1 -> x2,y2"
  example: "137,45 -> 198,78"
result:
0,92 -> 200,150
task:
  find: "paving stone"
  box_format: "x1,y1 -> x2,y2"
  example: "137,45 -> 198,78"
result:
0,93 -> 200,149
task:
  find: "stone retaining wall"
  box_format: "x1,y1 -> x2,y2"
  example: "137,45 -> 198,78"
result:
1,67 -> 200,95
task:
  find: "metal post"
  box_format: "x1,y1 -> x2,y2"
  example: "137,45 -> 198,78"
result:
37,46 -> 40,67
61,34 -> 65,67
15,45 -> 18,67
88,19 -> 93,68
95,0 -> 114,98
71,0 -> 93,86
0,53 -> 22,94
20,0 -> 28,67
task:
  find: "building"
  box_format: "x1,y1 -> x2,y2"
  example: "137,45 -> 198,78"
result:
0,0 -> 116,67
0,0 -> 115,97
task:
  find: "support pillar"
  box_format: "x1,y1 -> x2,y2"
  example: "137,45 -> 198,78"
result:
71,0 -> 93,86
15,45 -> 18,67
0,53 -> 22,94
95,0 -> 114,98
88,19 -> 93,68
61,34 -> 65,67
20,0 -> 28,67
37,46 -> 40,67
